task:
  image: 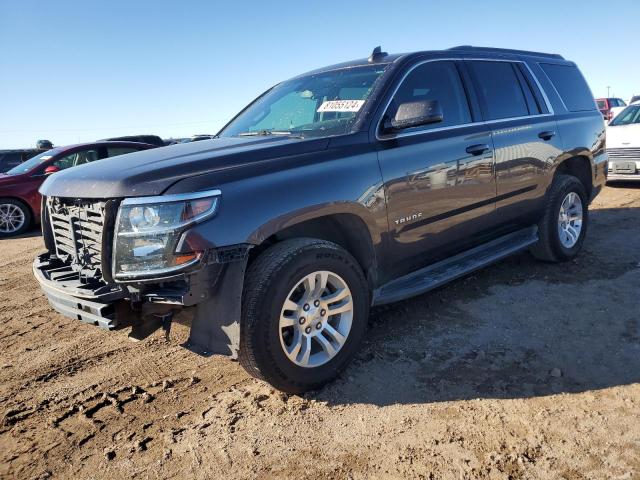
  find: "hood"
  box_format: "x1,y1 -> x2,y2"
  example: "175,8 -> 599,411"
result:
40,136 -> 329,199
607,124 -> 640,149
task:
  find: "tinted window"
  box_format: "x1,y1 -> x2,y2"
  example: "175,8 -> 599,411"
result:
388,61 -> 471,130
107,147 -> 142,157
468,61 -> 529,120
517,64 -> 549,114
596,100 -> 606,109
540,63 -> 596,112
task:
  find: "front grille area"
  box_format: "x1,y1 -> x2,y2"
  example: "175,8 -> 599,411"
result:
607,148 -> 640,160
47,197 -> 107,276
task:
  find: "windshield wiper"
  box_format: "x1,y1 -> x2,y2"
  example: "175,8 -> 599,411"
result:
237,129 -> 303,138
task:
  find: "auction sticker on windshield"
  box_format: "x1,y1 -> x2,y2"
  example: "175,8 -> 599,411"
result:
317,100 -> 365,112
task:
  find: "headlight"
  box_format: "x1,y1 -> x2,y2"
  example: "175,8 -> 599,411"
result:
113,190 -> 220,279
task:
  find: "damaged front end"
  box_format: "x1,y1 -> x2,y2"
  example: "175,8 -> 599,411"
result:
33,195 -> 250,358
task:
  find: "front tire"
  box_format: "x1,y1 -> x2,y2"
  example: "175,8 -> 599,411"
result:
239,238 -> 369,393
530,174 -> 588,262
0,198 -> 32,238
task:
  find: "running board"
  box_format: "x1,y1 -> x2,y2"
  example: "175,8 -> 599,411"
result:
372,226 -> 539,306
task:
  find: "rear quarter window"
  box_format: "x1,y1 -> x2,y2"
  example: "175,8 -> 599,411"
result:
540,63 -> 596,112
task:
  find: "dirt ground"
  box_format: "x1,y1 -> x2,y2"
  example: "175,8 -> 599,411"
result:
1,185 -> 639,480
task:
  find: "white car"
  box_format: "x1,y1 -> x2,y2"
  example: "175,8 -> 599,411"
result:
610,99 -> 639,120
607,103 -> 640,181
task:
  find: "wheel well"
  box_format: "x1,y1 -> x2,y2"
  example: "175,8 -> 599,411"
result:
555,156 -> 592,197
248,214 -> 378,288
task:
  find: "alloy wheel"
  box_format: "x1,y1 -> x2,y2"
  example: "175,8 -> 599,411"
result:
0,203 -> 26,234
557,192 -> 583,248
278,270 -> 353,368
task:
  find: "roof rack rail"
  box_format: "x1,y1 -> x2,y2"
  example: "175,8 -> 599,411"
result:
448,45 -> 564,60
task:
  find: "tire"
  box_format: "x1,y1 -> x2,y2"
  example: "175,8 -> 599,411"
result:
239,238 -> 369,393
0,198 -> 32,238
530,174 -> 588,262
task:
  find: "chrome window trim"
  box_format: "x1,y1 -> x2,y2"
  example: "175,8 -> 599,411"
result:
120,189 -> 222,206
376,57 -> 555,142
520,62 -> 555,115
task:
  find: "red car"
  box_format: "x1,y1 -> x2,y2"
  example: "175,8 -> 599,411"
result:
0,141 -> 156,237
596,97 -> 627,121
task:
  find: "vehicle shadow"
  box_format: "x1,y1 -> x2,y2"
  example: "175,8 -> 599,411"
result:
312,205 -> 640,406
606,180 -> 640,190
0,227 -> 41,240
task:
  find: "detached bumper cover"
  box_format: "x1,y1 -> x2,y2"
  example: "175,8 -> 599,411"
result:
33,246 -> 251,357
33,254 -> 126,329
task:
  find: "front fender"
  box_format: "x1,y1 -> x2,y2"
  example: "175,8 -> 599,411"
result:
169,148 -> 388,256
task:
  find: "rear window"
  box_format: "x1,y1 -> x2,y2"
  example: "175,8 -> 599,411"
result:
540,63 -> 596,112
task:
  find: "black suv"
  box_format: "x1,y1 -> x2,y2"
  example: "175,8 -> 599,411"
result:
34,46 -> 607,393
0,149 -> 39,173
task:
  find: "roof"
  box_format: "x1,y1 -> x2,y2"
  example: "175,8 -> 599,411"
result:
447,45 -> 564,60
298,45 -> 567,77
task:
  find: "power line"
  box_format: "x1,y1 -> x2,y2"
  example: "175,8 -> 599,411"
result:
0,120 -> 218,134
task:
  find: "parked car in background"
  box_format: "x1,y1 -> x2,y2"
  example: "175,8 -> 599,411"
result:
597,97 -> 626,121
0,141 -> 156,237
610,99 -> 640,121
630,95 -> 640,104
36,140 -> 54,151
0,149 -> 39,173
102,135 -> 166,147
607,103 -> 640,182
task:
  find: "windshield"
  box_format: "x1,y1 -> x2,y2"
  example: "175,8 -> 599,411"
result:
219,65 -> 389,139
5,148 -> 60,175
609,105 -> 640,126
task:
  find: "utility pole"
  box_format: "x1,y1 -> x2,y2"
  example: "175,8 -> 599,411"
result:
607,86 -> 611,97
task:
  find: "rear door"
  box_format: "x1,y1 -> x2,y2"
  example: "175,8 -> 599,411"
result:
376,59 -> 497,278
465,59 -> 563,226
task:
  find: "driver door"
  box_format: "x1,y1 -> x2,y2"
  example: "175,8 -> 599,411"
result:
376,60 -> 497,278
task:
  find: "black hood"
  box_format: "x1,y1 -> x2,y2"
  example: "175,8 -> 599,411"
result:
40,136 -> 329,198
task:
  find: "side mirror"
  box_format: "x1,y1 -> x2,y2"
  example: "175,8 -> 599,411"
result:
384,100 -> 443,132
44,165 -> 60,175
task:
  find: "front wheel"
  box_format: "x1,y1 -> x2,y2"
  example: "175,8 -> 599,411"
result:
239,238 -> 369,393
0,198 -> 32,238
530,174 -> 588,262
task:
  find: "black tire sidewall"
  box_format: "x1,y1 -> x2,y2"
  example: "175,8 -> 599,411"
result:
549,179 -> 588,260
0,198 -> 32,237
246,244 -> 368,391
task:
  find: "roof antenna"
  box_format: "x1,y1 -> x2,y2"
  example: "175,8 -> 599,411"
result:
368,46 -> 388,63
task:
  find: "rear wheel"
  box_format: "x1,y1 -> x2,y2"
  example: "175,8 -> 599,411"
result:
530,174 -> 588,262
0,198 -> 32,238
239,238 -> 369,393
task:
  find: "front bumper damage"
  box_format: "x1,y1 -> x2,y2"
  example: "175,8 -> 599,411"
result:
33,246 -> 251,358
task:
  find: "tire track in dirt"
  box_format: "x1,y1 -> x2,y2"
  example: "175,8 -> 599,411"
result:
1,186 -> 639,479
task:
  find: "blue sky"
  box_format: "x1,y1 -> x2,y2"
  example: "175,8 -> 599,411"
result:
1,0 -> 638,148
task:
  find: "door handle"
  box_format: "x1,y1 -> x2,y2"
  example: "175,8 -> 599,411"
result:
538,130 -> 556,140
465,144 -> 491,156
